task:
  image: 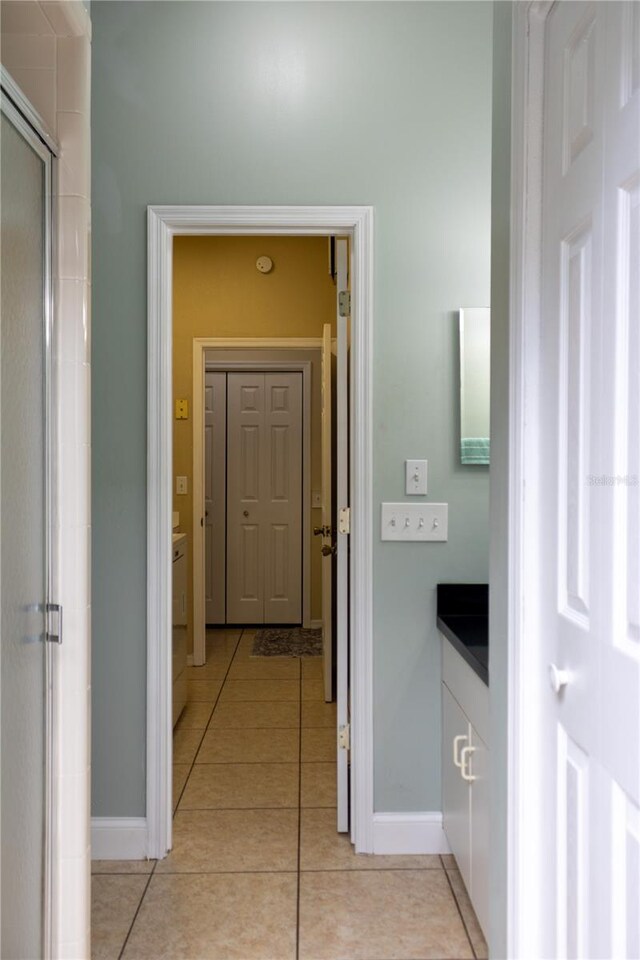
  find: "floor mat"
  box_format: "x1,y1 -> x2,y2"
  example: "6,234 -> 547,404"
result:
251,627 -> 322,657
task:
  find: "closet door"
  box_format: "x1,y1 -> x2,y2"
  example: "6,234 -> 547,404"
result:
226,374 -> 265,623
226,372 -> 303,624
263,373 -> 302,624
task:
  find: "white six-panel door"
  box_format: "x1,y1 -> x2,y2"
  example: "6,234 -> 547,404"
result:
539,4 -> 640,956
226,372 -> 303,624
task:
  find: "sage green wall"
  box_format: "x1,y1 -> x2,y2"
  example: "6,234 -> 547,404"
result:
489,2 -> 512,955
91,0 -> 493,817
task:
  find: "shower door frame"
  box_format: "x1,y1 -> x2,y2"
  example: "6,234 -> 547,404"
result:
0,77 -> 58,960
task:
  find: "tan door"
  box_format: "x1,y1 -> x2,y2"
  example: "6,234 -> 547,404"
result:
321,324 -> 333,700
226,372 -> 303,624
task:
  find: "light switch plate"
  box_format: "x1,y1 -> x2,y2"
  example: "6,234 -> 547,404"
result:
381,502 -> 448,541
176,476 -> 188,496
405,459 -> 428,495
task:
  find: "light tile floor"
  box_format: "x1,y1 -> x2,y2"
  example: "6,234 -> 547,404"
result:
92,628 -> 488,960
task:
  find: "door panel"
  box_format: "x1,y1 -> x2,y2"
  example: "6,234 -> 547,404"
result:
226,372 -> 302,624
0,106 -> 52,960
204,372 -> 226,624
264,373 -> 302,623
539,4 -> 640,955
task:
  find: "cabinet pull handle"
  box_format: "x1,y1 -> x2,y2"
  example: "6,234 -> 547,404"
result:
460,745 -> 477,782
453,734 -> 468,768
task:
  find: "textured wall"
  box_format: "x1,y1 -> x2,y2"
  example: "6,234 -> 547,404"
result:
91,0 -> 492,817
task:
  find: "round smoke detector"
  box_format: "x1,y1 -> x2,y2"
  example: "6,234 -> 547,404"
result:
256,255 -> 273,274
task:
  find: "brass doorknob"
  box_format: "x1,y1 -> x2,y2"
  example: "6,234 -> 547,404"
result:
321,544 -> 336,557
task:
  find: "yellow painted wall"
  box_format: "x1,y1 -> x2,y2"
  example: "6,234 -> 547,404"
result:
173,235 -> 336,652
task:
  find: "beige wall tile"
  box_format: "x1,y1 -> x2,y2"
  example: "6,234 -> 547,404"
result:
7,67 -> 56,131
57,35 -> 90,113
58,110 -> 90,198
1,33 -> 55,70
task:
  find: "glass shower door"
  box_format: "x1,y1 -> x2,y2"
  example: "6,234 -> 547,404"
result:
1,97 -> 54,959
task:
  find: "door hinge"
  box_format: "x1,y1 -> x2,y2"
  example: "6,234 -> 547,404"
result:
338,290 -> 351,317
45,603 -> 63,644
338,723 -> 350,751
338,507 -> 350,535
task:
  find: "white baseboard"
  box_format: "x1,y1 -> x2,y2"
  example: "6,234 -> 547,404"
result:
307,619 -> 322,629
372,812 -> 450,855
91,818 -> 148,860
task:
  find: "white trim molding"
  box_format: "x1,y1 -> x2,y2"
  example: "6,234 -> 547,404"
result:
372,813 -> 450,855
147,206 -> 374,859
507,3 -> 555,956
90,819 -> 148,861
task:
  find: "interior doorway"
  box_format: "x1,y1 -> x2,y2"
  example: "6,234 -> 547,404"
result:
147,209 -> 374,861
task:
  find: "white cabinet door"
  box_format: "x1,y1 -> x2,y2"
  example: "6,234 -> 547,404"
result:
442,683 -> 472,890
469,727 -> 489,938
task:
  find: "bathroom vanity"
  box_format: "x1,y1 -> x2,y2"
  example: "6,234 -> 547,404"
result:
172,533 -> 188,726
438,584 -> 489,938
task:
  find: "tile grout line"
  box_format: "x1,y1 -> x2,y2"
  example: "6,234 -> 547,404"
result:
295,656 -> 303,960
116,859 -> 158,960
173,629 -> 244,814
442,859 -> 478,960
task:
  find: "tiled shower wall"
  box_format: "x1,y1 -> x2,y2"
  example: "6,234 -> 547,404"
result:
1,2 -> 92,956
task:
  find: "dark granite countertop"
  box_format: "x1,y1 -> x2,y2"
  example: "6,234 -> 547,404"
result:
437,584 -> 488,686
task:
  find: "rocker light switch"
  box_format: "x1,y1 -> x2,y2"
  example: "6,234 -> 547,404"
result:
381,502 -> 448,541
405,459 -> 428,495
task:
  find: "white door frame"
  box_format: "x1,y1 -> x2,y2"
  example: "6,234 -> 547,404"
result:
196,351 -> 315,644
147,206 -> 374,859
507,3 -> 564,953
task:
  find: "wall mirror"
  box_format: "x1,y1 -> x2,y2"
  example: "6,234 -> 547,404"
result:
459,307 -> 490,464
